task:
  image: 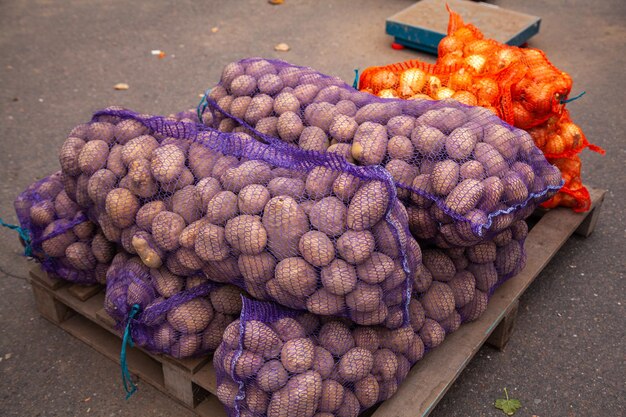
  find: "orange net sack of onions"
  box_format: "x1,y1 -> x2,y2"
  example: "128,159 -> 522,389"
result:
358,5 -> 604,212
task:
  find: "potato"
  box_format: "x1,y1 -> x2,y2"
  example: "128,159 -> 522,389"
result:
64,241 -> 96,270
222,160 -> 272,193
209,285 -> 242,315
245,94 -> 274,125
327,143 -> 354,163
421,282 -> 456,321
336,230 -> 375,264
318,321 -> 354,356
473,142 -> 507,178
238,252 -> 276,285
459,288 -> 488,321
411,125 -> 446,156
273,91 -> 301,115
444,178 -> 484,215
280,337 -> 315,373
421,249 -> 456,282
466,241 -> 497,263
451,253 -> 469,270
445,127 -> 478,160
338,347 -> 374,382
234,351 -> 264,378
332,173 -> 360,202
121,135 -> 159,166
336,389 -> 360,417
306,197 -> 347,237
28,200 -> 54,227
370,348 -> 398,381
241,320 -> 283,359
386,159 -> 419,199
352,375 -> 379,410
186,274 -> 209,290
407,206 -> 437,240
216,379 -> 239,409
419,318 -> 445,349
257,360 -> 289,392
305,166 -> 339,200
230,74 -> 257,96
303,102 -> 337,131
167,298 -> 213,333
257,73 -> 284,95
410,174 -> 434,208
448,271 -> 476,308
266,279 -> 305,310
220,62 -> 245,86
189,142 -> 221,179
256,116 -> 279,136
263,196 -> 309,260
351,122 -> 388,165
206,191 -> 239,225
387,115 -> 415,138
510,220 -> 529,241
502,171 -> 529,204
225,215 -> 267,255
318,379 -> 344,413
85,169 -> 117,209
347,181 -> 390,231
105,188 -> 140,228
328,114 -> 358,143
440,311 -> 461,334
350,303 -> 388,326
483,124 -> 519,160
133,201 -> 165,233
299,126 -> 329,152
274,257 -> 317,297
356,252 -> 394,284
53,190 -> 79,219
314,85 -> 343,104
89,232 -> 115,264
345,282 -> 382,313
98,212 -> 121,242
355,101 -> 402,124
88,121 -> 116,144
113,118 -> 147,144
75,139 -> 108,176
276,111 -> 304,142
149,144 -> 186,184
151,267 -> 184,298
298,231 -> 335,267
267,370 -> 322,417
268,177 -> 305,199
245,384 -> 270,414
334,99 -> 357,117
320,259 -> 357,296
172,185 -> 202,224
495,240 -> 523,276
306,288 -> 345,315
311,346 -> 334,379
126,158 -> 158,198
459,160 -> 485,180
245,59 -> 277,78
431,160 -> 460,196
195,223 -> 230,262
229,95 -> 252,119
151,211 -> 185,251
152,323 -> 177,351
171,332 -> 202,358
201,313 -> 231,352
384,135 -> 413,162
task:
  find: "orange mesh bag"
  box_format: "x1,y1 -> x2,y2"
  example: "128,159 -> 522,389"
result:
358,5 -> 604,211
540,155 -> 591,212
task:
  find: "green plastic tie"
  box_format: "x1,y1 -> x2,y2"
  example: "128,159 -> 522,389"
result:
0,218 -> 32,257
120,304 -> 141,399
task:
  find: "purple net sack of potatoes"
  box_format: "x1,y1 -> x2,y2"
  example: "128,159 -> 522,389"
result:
104,254 -> 244,358
214,298 -> 430,417
199,58 -> 562,248
13,172 -> 114,284
59,107 -> 420,328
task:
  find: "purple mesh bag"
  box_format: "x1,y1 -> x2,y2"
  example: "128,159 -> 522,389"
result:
104,254 -> 243,358
63,108 -> 420,329
198,58 -> 562,248
214,297 -> 426,417
13,172 -> 113,284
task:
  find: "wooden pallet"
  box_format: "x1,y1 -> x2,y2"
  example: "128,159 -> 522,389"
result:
27,187 -> 606,417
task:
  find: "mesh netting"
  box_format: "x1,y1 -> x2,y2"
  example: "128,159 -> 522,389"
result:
14,172 -> 112,284
214,218 -> 528,417
356,6 -> 604,212
57,107 -> 419,329
198,57 -> 561,247
104,255 -> 242,358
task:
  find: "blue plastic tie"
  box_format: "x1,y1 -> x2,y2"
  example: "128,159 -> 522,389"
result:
0,218 -> 32,257
352,69 -> 359,89
120,304 -> 141,399
197,88 -> 212,122
560,91 -> 585,104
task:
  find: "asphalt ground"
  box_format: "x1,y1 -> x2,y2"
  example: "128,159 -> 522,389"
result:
0,1 -> 624,416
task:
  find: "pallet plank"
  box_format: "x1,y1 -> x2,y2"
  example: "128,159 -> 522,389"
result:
196,396 -> 228,417
30,281 -> 73,324
29,266 -> 65,290
67,284 -> 102,301
192,362 -> 218,395
371,189 -> 605,417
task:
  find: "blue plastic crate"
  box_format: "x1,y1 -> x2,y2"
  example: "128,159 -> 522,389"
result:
386,0 -> 541,55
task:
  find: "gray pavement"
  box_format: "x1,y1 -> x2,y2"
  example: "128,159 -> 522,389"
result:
0,1 -> 624,416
